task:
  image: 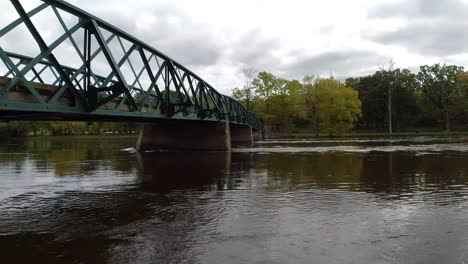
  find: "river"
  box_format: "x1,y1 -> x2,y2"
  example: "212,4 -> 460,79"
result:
1,136 -> 468,263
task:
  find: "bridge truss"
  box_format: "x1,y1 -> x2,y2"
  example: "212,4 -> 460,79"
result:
0,0 -> 263,131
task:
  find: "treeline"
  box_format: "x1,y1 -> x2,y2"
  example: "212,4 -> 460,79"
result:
233,64 -> 468,135
2,63 -> 468,138
0,121 -> 138,137
233,71 -> 361,136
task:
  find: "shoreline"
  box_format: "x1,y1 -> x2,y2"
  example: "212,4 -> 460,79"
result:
273,131 -> 468,139
3,131 -> 468,140
1,134 -> 139,140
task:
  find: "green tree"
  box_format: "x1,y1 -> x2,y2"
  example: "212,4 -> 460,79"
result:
391,69 -> 419,130
50,122 -> 87,135
302,78 -> 361,136
285,79 -> 304,123
417,64 -> 464,131
347,68 -> 419,132
454,71 -> 468,123
301,75 -> 321,136
346,75 -> 387,130
252,72 -> 276,113
251,72 -> 282,131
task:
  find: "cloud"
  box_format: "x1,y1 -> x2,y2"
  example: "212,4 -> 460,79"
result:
229,29 -> 283,70
67,1 -> 224,67
1,0 -> 224,66
368,0 -> 466,19
369,21 -> 468,57
281,50 -> 389,80
0,0 -> 225,84
367,0 -> 468,56
2,0 -> 468,93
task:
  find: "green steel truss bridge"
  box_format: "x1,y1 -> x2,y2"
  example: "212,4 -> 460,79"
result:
0,0 -> 263,132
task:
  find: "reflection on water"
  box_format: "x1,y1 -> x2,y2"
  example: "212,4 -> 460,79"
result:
137,151 -> 232,192
1,136 -> 468,263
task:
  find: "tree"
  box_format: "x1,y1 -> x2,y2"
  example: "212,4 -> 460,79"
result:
346,76 -> 384,130
232,68 -> 258,111
231,63 -> 468,135
348,68 -> 419,132
454,71 -> 468,123
251,72 -> 281,131
369,70 -> 394,132
390,69 -> 419,130
378,60 -> 395,134
300,78 -> 361,136
284,79 -> 304,128
301,75 -> 321,136
241,68 -> 257,111
377,68 -> 419,132
50,122 -> 87,135
252,72 -> 276,111
232,87 -> 248,104
269,78 -> 288,131
417,64 -> 464,131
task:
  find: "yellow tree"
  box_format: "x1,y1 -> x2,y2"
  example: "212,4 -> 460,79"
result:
302,78 -> 361,136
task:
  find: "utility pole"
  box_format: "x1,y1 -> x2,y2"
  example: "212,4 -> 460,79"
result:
388,82 -> 392,135
380,59 -> 395,135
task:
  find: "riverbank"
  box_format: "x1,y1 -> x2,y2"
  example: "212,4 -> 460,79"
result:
0,134 -> 138,141
4,130 -> 468,140
279,131 -> 468,139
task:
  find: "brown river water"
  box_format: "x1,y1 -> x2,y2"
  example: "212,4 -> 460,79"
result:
1,136 -> 468,263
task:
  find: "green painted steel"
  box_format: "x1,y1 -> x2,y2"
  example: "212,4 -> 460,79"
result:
0,0 -> 263,131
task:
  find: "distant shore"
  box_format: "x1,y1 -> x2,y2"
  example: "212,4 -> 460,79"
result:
281,131 -> 468,138
4,130 -> 468,140
1,133 -> 138,140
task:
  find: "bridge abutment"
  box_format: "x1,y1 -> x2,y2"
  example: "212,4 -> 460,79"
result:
136,120 -> 232,151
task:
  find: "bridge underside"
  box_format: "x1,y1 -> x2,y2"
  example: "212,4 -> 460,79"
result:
0,108 -> 259,151
0,75 -> 261,150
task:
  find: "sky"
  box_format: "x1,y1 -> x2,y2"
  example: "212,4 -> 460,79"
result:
1,0 -> 468,94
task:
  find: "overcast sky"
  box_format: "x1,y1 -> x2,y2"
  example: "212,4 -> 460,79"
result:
1,0 -> 468,94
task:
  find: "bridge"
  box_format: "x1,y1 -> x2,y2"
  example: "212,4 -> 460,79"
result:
0,0 -> 263,150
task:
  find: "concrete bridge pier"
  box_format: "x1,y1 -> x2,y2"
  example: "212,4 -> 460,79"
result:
136,120 -> 231,151
230,124 -> 253,144
253,130 -> 263,141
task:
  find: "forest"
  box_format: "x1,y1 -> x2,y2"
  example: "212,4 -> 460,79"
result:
1,63 -> 468,138
233,63 -> 468,136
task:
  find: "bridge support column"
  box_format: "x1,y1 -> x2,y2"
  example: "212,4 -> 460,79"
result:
253,130 -> 263,141
136,120 -> 231,151
230,124 -> 253,144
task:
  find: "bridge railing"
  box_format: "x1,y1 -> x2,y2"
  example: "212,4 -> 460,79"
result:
0,0 -> 263,131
